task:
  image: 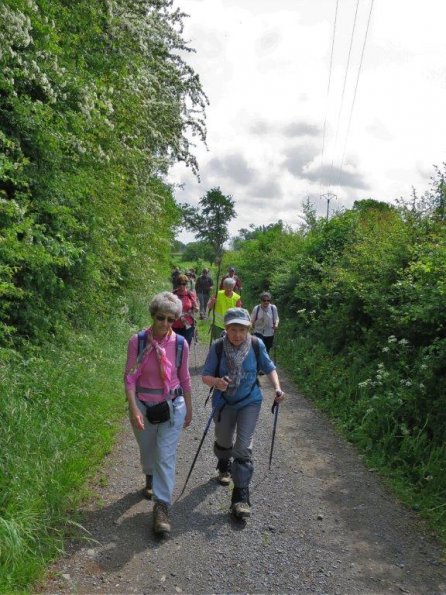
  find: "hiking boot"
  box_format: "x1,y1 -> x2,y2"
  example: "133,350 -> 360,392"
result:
216,459 -> 232,486
153,501 -> 171,535
142,474 -> 153,499
230,487 -> 251,519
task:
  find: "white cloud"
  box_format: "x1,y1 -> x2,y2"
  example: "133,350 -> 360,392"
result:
171,0 -> 446,242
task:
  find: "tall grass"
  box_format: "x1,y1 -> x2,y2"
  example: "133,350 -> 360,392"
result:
0,319 -> 134,591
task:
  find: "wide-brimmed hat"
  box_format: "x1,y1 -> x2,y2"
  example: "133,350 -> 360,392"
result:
224,307 -> 251,327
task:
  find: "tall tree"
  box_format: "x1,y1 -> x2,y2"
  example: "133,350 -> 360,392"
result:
180,187 -> 236,261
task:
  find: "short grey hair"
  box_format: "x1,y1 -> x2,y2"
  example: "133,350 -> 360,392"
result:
260,291 -> 271,301
223,277 -> 236,289
149,292 -> 182,318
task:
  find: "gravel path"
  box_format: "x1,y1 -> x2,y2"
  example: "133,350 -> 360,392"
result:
41,339 -> 446,594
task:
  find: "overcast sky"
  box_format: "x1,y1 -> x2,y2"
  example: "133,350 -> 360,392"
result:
170,0 -> 446,243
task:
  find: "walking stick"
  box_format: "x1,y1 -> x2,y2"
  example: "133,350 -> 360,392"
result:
177,401 -> 220,499
208,252 -> 223,349
192,314 -> 198,369
273,327 -> 278,365
268,401 -> 280,470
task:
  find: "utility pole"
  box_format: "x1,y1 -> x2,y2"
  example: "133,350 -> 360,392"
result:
320,192 -> 337,220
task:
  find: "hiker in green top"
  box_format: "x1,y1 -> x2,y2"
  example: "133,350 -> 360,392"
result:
207,277 -> 242,340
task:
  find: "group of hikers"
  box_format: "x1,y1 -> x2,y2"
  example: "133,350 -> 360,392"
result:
124,265 -> 284,536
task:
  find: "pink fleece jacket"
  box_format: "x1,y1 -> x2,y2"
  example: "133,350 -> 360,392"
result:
124,331 -> 191,403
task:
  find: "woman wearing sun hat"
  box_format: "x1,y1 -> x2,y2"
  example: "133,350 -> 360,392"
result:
201,307 -> 285,519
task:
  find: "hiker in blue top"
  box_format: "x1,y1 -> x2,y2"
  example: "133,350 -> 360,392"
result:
202,307 -> 285,520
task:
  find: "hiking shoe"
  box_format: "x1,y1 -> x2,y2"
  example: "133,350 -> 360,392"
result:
216,459 -> 232,486
153,502 -> 171,535
230,501 -> 251,519
230,487 -> 251,519
142,474 -> 153,499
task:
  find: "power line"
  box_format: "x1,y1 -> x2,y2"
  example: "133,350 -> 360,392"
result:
338,0 -> 374,178
329,0 -> 360,189
319,0 -> 340,196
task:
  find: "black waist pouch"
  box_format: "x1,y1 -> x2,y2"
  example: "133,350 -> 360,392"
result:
144,400 -> 170,424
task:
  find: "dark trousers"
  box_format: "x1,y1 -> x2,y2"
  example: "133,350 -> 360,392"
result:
175,325 -> 194,346
254,332 -> 273,354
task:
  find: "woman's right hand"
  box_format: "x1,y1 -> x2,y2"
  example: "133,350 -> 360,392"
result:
130,406 -> 145,431
215,376 -> 230,391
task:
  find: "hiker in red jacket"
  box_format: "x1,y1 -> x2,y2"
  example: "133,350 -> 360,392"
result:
220,266 -> 242,293
172,274 -> 199,346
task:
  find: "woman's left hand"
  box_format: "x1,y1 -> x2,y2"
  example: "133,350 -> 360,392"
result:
183,408 -> 192,428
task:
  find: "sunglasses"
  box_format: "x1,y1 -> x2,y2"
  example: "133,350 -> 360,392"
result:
155,314 -> 176,323
262,299 -> 271,302
178,282 -> 187,286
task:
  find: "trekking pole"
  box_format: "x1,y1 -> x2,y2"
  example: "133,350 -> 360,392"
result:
268,401 -> 280,470
208,250 -> 223,349
177,401 -> 220,499
273,327 -> 278,366
192,314 -> 198,369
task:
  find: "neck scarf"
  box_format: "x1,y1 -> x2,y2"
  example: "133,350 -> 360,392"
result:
223,333 -> 251,397
127,327 -> 173,396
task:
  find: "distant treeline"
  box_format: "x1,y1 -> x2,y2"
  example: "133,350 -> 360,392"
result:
0,0 -> 207,346
228,180 -> 446,540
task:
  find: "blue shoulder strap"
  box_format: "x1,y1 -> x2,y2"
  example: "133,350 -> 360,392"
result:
137,330 -> 147,364
175,334 -> 185,370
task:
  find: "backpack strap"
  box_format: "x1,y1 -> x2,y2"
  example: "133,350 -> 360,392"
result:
137,329 -> 184,371
213,337 -> 224,377
254,305 -> 260,322
271,305 -> 276,326
137,329 -> 148,364
214,335 -> 260,377
175,334 -> 185,370
251,335 -> 260,374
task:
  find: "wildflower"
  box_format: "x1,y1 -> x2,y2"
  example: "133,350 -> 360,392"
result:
387,335 -> 397,343
382,346 -> 390,353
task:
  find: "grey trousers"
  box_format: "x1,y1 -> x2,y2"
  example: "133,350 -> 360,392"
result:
213,403 -> 261,488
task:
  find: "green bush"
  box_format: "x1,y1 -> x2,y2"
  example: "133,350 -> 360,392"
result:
233,189 -> 446,542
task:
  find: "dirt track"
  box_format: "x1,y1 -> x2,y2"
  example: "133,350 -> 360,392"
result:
41,340 -> 446,594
